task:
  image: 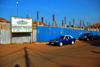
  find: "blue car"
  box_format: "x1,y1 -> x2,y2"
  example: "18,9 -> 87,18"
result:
49,35 -> 76,46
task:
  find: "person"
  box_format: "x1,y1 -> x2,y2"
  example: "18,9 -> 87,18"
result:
66,36 -> 68,39
14,64 -> 20,67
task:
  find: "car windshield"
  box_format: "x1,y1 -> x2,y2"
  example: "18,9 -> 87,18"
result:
56,36 -> 64,39
81,34 -> 89,36
95,35 -> 99,36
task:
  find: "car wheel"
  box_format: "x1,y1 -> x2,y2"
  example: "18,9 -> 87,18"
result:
86,38 -> 89,41
49,42 -> 51,45
91,38 -> 93,40
71,41 -> 74,45
59,42 -> 63,47
79,38 -> 80,40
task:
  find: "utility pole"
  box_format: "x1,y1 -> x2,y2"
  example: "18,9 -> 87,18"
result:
16,0 -> 18,17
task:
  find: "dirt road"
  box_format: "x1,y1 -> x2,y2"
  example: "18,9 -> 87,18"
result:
0,40 -> 100,67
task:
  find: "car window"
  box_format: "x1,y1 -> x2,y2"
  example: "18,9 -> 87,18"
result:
65,36 -> 68,39
60,36 -> 64,39
56,36 -> 64,39
69,36 -> 72,39
81,34 -> 88,36
81,34 -> 85,37
89,33 -> 93,36
95,35 -> 99,37
84,34 -> 89,36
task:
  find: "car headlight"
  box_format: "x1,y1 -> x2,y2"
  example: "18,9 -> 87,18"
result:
56,41 -> 59,42
85,36 -> 87,38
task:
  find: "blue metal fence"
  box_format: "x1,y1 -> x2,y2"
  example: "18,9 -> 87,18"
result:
37,26 -> 100,42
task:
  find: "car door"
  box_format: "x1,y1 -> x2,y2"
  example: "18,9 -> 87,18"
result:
61,36 -> 65,44
59,36 -> 66,44
68,36 -> 72,43
89,33 -> 93,39
65,36 -> 69,44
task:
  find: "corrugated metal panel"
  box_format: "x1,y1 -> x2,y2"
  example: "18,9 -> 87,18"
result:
26,37 -> 31,42
11,31 -> 36,43
23,37 -> 28,43
12,33 -> 32,43
6,29 -> 10,44
1,30 -> 3,43
33,30 -> 37,42
1,29 -> 10,44
12,37 -> 16,43
16,37 -> 23,43
0,29 -> 37,44
0,29 -> 1,44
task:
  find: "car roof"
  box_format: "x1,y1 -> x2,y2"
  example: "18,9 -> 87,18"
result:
60,35 -> 72,36
84,33 -> 93,34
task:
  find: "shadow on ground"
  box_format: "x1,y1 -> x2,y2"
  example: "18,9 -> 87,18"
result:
46,43 -> 72,47
79,39 -> 100,47
91,51 -> 100,54
46,39 -> 100,47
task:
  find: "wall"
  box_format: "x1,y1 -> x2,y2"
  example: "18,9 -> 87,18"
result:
12,33 -> 31,43
37,26 -> 100,42
0,29 -> 36,44
0,29 -> 10,44
0,27 -> 100,44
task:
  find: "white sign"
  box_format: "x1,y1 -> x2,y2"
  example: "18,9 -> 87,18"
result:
11,17 -> 32,33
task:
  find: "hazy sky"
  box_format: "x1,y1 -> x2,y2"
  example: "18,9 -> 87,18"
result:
0,0 -> 100,27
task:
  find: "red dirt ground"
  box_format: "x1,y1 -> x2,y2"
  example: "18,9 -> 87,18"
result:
0,40 -> 100,67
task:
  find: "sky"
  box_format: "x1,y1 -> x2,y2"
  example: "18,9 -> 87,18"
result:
0,0 -> 100,27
